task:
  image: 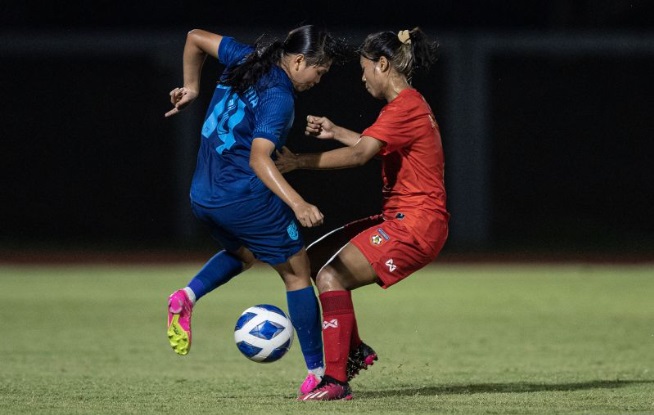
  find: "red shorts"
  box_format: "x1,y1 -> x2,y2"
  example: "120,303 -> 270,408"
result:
349,214 -> 448,289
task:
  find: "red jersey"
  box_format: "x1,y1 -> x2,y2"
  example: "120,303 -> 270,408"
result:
361,89 -> 448,249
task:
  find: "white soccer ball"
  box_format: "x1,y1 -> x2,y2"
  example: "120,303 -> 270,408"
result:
233,304 -> 294,363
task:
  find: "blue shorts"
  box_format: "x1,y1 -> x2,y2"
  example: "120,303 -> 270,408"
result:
191,192 -> 304,265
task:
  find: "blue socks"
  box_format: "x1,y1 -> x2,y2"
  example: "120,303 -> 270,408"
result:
287,286 -> 324,371
186,252 -> 323,372
187,251 -> 243,301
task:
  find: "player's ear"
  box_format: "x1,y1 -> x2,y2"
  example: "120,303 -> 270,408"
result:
378,56 -> 390,73
294,54 -> 305,71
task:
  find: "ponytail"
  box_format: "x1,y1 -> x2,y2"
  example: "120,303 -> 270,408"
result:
221,25 -> 351,95
359,27 -> 439,81
406,28 -> 438,73
220,38 -> 284,95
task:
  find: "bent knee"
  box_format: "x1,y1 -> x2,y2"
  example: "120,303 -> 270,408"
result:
229,248 -> 256,270
316,265 -> 347,292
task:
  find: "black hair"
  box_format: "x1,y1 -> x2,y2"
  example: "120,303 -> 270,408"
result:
221,25 -> 351,94
359,27 -> 439,81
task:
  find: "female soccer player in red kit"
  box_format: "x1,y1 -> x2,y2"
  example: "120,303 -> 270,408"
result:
275,27 -> 449,401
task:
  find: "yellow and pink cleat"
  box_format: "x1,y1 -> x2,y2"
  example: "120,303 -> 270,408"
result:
167,289 -> 193,355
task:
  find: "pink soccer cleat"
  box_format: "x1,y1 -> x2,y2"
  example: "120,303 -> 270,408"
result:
298,372 -> 322,396
298,376 -> 353,401
167,289 -> 193,355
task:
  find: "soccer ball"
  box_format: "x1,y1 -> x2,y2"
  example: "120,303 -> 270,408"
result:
233,304 -> 294,363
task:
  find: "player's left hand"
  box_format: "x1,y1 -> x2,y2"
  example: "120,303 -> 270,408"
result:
165,87 -> 198,117
274,146 -> 299,174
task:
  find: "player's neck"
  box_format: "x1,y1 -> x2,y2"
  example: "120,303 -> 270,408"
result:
385,76 -> 411,102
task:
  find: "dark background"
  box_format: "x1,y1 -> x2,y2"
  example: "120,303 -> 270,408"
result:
1,1 -> 653,260
2,1 -> 653,31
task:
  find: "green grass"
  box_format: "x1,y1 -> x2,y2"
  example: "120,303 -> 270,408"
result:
0,262 -> 653,414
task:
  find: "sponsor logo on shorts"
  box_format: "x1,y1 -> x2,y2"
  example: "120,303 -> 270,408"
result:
287,221 -> 299,240
385,258 -> 397,272
370,234 -> 383,245
378,228 -> 390,240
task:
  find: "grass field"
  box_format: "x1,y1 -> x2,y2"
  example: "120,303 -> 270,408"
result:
0,262 -> 653,414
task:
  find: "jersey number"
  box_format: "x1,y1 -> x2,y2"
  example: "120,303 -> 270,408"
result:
202,86 -> 246,154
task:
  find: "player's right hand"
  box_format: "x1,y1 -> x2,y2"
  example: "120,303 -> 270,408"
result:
305,115 -> 335,140
165,87 -> 198,117
293,201 -> 324,228
274,146 -> 299,174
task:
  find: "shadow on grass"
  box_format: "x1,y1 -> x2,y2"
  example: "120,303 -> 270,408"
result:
358,379 -> 654,398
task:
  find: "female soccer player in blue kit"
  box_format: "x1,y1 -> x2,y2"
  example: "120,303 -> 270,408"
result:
164,26 -> 349,394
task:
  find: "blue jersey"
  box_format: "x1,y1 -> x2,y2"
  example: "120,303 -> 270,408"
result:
190,37 -> 295,207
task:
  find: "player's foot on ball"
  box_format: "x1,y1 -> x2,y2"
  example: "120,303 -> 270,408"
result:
346,342 -> 378,381
298,376 -> 353,401
298,372 -> 322,396
167,289 -> 193,355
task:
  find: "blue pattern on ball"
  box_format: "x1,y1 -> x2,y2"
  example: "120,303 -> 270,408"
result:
249,320 -> 285,340
261,338 -> 292,362
234,311 -> 257,331
233,304 -> 294,363
236,341 -> 263,357
255,304 -> 287,316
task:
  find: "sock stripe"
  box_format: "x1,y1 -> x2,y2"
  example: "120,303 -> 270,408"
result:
319,291 -> 353,314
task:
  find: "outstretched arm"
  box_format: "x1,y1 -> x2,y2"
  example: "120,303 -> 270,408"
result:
275,135 -> 383,173
276,114 -> 384,173
305,115 -> 362,147
165,29 -> 223,117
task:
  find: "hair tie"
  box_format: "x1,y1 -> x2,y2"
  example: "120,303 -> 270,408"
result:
398,30 -> 411,45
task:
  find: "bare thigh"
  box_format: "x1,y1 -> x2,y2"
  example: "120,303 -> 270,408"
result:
315,242 -> 378,293
307,215 -> 383,279
228,246 -> 257,271
271,247 -> 313,291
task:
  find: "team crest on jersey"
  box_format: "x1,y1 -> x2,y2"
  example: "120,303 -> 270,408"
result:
370,234 -> 383,246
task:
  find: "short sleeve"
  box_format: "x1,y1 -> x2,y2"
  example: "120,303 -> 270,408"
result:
218,37 -> 254,67
362,106 -> 415,155
252,86 -> 295,147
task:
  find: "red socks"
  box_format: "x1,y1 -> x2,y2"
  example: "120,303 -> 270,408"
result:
319,290 -> 357,383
